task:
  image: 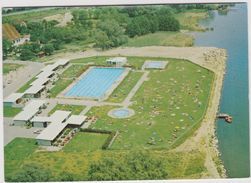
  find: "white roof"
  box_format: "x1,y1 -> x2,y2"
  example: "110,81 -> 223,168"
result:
49,110 -> 71,123
66,115 -> 87,125
13,100 -> 45,121
31,116 -> 51,123
36,70 -> 54,79
55,59 -> 69,66
24,84 -> 45,94
36,110 -> 71,141
4,93 -> 24,103
107,57 -> 127,63
31,77 -> 50,86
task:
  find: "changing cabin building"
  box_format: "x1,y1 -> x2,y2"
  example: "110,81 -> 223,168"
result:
13,100 -> 46,126
35,110 -> 87,146
106,57 -> 127,67
4,93 -> 24,107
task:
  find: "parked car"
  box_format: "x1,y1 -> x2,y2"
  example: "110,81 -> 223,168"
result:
33,129 -> 42,134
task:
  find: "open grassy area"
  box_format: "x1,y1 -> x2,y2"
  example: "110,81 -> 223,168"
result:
3,63 -> 23,75
63,132 -> 110,152
49,104 -> 85,115
107,71 -> 143,103
49,64 -> 87,98
5,138 -> 208,180
4,138 -> 38,178
16,76 -> 37,93
175,10 -> 209,31
88,59 -> 214,149
125,32 -> 194,47
3,106 -> 22,117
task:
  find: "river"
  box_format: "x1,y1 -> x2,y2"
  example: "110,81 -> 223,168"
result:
192,3 -> 249,178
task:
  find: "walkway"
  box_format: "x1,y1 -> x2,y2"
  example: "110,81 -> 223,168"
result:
122,71 -> 149,107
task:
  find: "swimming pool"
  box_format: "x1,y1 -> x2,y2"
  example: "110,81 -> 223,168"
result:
65,67 -> 125,99
142,61 -> 168,69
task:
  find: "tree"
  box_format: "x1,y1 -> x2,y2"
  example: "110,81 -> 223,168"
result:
9,164 -> 52,182
20,48 -> 36,61
58,171 -> 75,181
3,39 -> 12,59
94,31 -> 112,50
43,44 -> 55,55
88,150 -> 168,180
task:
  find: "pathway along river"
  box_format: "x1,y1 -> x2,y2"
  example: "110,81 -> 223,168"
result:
192,3 -> 249,177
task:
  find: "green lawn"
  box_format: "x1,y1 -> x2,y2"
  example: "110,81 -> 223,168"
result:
125,31 -> 194,47
16,76 -> 37,93
49,79 -> 73,98
107,71 -> 143,103
3,63 -> 23,75
3,106 -> 22,117
49,104 -> 85,115
63,132 -> 109,152
88,59 -> 214,149
4,138 -> 38,179
60,64 -> 88,78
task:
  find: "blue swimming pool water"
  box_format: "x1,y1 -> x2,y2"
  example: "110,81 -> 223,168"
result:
146,62 -> 164,68
65,67 -> 125,98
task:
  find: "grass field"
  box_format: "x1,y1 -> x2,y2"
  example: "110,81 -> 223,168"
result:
107,71 -> 143,103
125,32 -> 194,47
49,104 -> 85,115
5,138 -> 208,181
175,10 -> 209,31
88,59 -> 214,149
49,64 -> 87,97
3,63 -> 23,75
3,106 -> 22,117
16,76 -> 37,93
63,132 -> 109,152
4,138 -> 38,178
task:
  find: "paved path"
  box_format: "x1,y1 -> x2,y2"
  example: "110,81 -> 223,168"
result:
3,61 -> 44,97
4,118 -> 41,146
122,71 -> 149,107
80,105 -> 92,115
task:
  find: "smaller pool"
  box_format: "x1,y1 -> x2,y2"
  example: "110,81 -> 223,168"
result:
108,108 -> 135,118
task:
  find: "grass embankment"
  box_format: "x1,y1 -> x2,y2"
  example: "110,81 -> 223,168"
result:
49,64 -> 87,97
5,137 -> 208,181
16,76 -> 37,93
88,59 -> 213,149
48,104 -> 85,115
3,106 -> 22,117
3,63 -> 23,75
107,71 -> 143,103
175,10 -> 209,31
125,32 -> 194,47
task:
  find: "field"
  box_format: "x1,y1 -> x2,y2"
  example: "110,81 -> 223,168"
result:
4,137 -> 208,181
16,76 -> 37,93
49,64 -> 87,97
63,132 -> 110,152
3,106 -> 22,117
88,59 -> 214,149
4,138 -> 38,178
107,71 -> 143,103
125,32 -> 194,47
49,104 -> 85,115
3,63 -> 22,75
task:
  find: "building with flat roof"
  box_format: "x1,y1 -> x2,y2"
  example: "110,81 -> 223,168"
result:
4,93 -> 24,107
35,111 -> 87,146
24,85 -> 46,98
106,57 -> 127,67
31,116 -> 51,128
13,100 -> 46,126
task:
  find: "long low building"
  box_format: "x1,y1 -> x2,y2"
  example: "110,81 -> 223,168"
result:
4,93 -> 24,107
13,100 -> 46,126
36,111 -> 87,146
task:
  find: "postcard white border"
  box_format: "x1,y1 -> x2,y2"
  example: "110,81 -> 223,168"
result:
0,0 -> 250,183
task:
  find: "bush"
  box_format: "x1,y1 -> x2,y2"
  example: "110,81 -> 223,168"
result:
102,131 -> 117,150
